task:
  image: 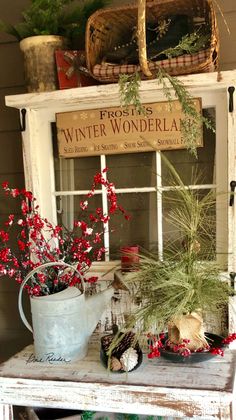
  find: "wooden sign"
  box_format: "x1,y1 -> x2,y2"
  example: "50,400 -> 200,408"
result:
56,99 -> 203,158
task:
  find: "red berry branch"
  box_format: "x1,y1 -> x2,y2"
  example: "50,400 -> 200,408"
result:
0,169 -> 130,296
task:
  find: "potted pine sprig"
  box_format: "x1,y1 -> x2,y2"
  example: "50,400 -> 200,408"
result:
120,157 -> 235,359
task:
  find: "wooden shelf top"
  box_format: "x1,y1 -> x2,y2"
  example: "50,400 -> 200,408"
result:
5,70 -> 236,111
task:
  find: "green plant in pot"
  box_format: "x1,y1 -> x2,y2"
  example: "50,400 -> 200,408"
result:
120,157 -> 235,358
0,0 -> 108,92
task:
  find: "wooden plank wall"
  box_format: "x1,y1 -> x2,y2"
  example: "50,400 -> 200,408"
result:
0,0 -> 236,363
0,0 -> 31,362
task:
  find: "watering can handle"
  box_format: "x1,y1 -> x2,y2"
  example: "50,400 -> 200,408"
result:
18,261 -> 85,333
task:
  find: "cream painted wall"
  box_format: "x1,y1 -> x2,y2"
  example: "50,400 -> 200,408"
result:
0,0 -> 236,361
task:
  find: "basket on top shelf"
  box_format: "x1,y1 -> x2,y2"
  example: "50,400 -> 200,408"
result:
85,0 -> 219,83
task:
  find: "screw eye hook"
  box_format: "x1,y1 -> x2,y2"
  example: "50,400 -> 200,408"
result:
229,180 -> 236,206
19,108 -> 26,131
228,86 -> 235,113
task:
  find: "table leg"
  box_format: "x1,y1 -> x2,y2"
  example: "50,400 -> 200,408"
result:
0,404 -> 14,419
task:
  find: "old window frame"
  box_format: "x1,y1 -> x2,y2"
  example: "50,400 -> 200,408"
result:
5,71 -> 236,337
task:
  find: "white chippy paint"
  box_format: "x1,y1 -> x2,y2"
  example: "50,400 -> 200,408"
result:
5,71 -> 236,110
0,343 -> 235,419
0,404 -> 13,420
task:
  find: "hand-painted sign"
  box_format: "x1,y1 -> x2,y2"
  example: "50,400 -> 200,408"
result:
56,99 -> 203,158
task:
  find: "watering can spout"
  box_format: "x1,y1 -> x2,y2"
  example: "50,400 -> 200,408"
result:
85,287 -> 114,337
85,274 -> 129,337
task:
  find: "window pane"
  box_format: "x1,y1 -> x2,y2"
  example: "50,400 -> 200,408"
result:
162,108 -> 216,186
106,152 -> 156,188
57,194 -> 103,230
54,156 -> 101,191
56,193 -> 108,262
162,189 -> 216,257
109,192 -> 157,259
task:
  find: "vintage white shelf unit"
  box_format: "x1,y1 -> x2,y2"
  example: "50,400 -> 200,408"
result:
2,70 -> 236,419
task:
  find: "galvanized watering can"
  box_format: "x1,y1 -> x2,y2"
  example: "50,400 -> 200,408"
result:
18,261 -> 114,363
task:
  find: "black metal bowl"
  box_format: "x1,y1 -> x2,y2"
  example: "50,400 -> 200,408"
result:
100,334 -> 143,373
159,332 -> 226,363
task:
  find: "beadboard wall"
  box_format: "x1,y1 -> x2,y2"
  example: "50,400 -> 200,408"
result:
0,0 -> 236,363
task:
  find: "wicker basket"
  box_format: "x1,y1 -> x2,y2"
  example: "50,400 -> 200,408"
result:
85,0 -> 219,83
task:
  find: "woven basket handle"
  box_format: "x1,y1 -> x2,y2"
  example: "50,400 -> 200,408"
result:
18,261 -> 85,333
138,0 -> 152,77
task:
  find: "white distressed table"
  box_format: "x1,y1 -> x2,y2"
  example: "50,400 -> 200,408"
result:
0,341 -> 235,420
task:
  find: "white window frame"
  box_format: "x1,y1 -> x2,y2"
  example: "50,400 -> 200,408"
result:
53,89 -> 228,263
5,71 -> 236,334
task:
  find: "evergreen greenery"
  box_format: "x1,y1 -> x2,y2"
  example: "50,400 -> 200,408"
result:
118,31 -> 215,157
119,72 -> 144,115
121,157 -> 234,335
81,412 -> 96,420
157,32 -> 210,59
118,68 -> 215,157
0,0 -> 109,47
81,412 -> 156,420
156,67 -> 215,157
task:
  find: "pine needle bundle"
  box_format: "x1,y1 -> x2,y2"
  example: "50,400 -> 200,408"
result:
123,157 -> 234,337
125,252 -> 232,334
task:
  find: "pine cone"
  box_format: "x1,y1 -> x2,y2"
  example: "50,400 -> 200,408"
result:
101,331 -> 137,359
120,348 -> 138,372
110,357 -> 122,371
112,331 -> 136,358
101,334 -> 114,352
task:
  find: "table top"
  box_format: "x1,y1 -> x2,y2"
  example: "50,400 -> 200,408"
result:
0,341 -> 235,391
0,341 -> 235,419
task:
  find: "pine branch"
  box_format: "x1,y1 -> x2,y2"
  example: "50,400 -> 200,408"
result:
118,67 -> 215,157
158,32 -> 210,59
122,158 -> 234,334
118,46 -> 215,156
118,73 -> 145,115
156,67 -> 215,156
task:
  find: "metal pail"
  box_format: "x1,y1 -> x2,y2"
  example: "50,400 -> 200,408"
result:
18,261 -> 88,363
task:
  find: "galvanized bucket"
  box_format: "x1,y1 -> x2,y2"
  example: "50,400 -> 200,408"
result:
18,261 -> 88,363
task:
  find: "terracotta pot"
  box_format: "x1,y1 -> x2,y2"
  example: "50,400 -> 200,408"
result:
20,35 -> 67,92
